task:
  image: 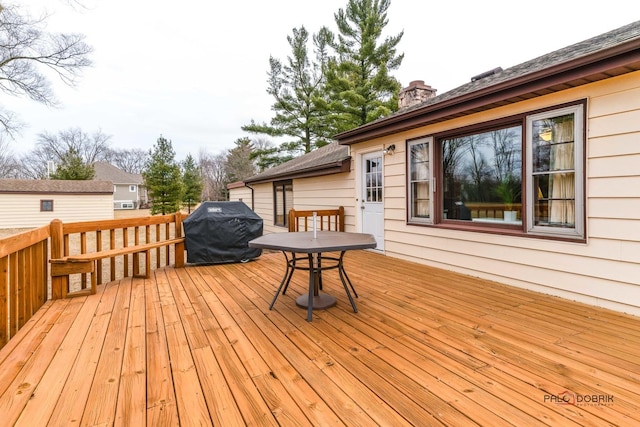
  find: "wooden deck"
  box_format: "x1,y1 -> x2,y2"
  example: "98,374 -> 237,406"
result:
1,250 -> 638,426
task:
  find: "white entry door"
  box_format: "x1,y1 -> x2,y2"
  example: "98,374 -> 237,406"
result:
361,152 -> 384,251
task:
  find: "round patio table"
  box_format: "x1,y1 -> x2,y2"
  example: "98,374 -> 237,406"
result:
248,231 -> 377,321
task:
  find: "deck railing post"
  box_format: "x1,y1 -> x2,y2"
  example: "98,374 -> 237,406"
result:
50,219 -> 67,299
174,212 -> 185,268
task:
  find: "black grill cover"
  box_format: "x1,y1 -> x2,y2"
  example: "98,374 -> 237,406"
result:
183,201 -> 263,264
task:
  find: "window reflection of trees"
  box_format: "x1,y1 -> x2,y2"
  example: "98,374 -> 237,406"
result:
442,125 -> 522,220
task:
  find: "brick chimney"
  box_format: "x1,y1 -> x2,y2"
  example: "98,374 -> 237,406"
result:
398,80 -> 436,109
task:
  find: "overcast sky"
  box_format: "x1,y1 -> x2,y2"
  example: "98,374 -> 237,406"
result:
8,0 -> 638,160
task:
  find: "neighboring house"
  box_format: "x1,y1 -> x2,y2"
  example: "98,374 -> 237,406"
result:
230,21 -> 640,316
0,179 -> 114,228
93,162 -> 147,209
229,141 -> 351,235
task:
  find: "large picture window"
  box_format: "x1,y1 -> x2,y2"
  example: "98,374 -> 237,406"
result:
441,125 -> 522,224
408,101 -> 585,240
273,180 -> 293,227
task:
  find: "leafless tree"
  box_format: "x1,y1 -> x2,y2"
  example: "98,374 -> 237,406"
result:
105,148 -> 149,174
198,148 -> 227,201
61,0 -> 93,9
0,136 -> 20,177
0,3 -> 93,137
19,127 -> 111,178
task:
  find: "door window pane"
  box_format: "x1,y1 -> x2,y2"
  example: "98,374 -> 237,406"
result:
365,157 -> 382,202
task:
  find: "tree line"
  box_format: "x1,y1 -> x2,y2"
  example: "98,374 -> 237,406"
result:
0,0 -> 406,214
0,127 -> 258,212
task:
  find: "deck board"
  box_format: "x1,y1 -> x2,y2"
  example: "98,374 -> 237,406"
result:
1,250 -> 639,426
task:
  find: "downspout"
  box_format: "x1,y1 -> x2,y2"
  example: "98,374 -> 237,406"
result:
245,183 -> 255,210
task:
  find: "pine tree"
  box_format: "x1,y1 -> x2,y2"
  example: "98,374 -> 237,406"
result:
181,154 -> 203,213
324,0 -> 404,132
225,137 -> 257,183
242,26 -> 333,162
142,136 -> 183,215
49,147 -> 95,180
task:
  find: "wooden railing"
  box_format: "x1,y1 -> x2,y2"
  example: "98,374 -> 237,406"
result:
0,225 -> 50,350
50,213 -> 185,298
464,202 -> 523,220
0,213 -> 186,350
288,207 -> 345,232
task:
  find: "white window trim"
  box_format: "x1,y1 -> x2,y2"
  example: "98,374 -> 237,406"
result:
129,185 -> 137,192
525,104 -> 584,238
408,136 -> 434,223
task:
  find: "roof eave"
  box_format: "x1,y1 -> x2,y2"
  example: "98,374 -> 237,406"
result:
336,40 -> 640,145
245,159 -> 351,185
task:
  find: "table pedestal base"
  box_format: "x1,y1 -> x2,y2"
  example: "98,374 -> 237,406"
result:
295,294 -> 337,310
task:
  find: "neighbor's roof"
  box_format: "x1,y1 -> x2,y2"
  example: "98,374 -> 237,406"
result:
93,162 -> 143,185
336,20 -> 640,144
243,141 -> 350,184
0,179 -> 114,194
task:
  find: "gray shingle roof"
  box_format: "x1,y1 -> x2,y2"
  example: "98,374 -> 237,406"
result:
244,141 -> 350,184
0,179 -> 114,194
399,20 -> 640,116
93,162 -> 143,185
336,20 -> 640,143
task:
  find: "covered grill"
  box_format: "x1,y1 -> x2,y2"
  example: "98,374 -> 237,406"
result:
183,201 -> 263,264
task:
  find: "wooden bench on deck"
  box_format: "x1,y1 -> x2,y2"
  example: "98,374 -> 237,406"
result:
50,238 -> 185,296
48,215 -> 186,298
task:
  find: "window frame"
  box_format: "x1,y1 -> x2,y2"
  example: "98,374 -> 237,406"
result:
406,100 -> 586,241
407,136 -> 434,224
40,199 -> 54,212
525,103 -> 585,238
273,180 -> 293,227
129,185 -> 137,192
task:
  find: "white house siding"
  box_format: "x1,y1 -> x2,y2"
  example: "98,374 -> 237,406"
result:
350,71 -> 640,316
249,182 -> 279,234
290,173 -> 356,230
228,186 -> 253,207
236,173 -> 357,235
0,193 -> 114,228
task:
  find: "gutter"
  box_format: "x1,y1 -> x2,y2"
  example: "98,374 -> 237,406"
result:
335,37 -> 640,145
